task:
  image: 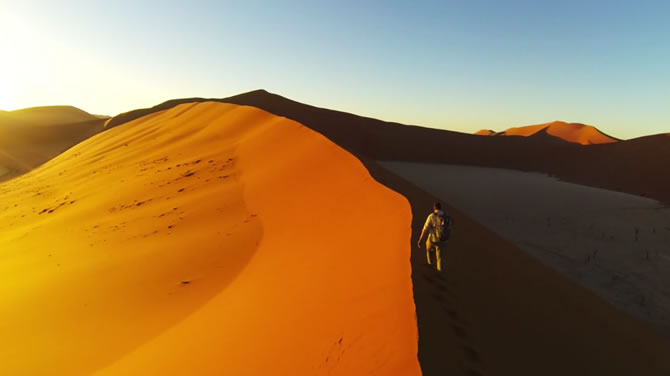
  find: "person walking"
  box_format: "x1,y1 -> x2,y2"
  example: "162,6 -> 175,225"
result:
417,202 -> 453,272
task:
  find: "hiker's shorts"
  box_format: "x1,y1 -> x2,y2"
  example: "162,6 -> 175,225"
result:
426,239 -> 446,252
426,239 -> 446,270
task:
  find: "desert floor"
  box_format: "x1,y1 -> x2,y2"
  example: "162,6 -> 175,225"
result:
381,162 -> 670,338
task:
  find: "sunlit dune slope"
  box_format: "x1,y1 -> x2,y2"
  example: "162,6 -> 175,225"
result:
0,106 -> 107,181
476,121 -> 619,145
0,102 -> 420,375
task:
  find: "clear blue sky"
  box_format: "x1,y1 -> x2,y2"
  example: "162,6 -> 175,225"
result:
1,0 -> 668,139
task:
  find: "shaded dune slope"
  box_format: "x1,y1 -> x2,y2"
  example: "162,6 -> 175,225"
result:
0,102 -> 420,375
0,106 -> 107,181
106,90 -> 670,204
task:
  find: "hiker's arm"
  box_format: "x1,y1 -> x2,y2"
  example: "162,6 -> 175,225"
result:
417,216 -> 431,248
417,228 -> 426,248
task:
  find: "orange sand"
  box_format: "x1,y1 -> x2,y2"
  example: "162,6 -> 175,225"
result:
0,102 -> 420,375
473,129 -> 495,136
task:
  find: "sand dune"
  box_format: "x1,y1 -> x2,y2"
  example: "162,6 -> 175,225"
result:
74,91 -> 670,205
474,129 -> 495,136
493,121 -> 619,145
208,92 -> 670,375
104,92 -> 670,375
0,106 -> 107,181
6,105 -> 101,126
0,110 -> 29,127
0,102 -> 420,375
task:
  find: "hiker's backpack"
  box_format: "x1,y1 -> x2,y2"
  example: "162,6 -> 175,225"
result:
435,213 -> 451,242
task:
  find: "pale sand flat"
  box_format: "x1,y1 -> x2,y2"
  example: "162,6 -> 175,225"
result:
381,161 -> 670,338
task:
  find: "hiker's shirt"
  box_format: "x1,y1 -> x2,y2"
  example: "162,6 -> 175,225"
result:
423,210 -> 445,244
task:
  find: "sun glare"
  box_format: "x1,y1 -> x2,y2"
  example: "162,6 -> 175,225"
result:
0,8 -> 152,115
0,84 -> 10,110
0,10 -> 68,110
0,11 -> 34,110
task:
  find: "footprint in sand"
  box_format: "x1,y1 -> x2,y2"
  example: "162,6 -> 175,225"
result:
465,369 -> 484,376
450,324 -> 469,340
421,270 -> 486,373
445,309 -> 465,324
431,291 -> 448,303
422,273 -> 452,296
462,345 -> 482,364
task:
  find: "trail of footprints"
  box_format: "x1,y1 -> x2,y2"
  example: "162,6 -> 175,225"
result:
422,267 -> 485,376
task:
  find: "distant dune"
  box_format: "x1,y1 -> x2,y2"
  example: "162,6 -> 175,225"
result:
0,106 -> 107,181
474,129 -> 495,136
0,110 -> 31,128
475,121 -> 619,145
6,105 -> 101,126
0,102 -> 420,375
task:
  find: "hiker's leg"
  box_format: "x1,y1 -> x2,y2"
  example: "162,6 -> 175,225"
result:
425,240 -> 432,265
436,244 -> 442,272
